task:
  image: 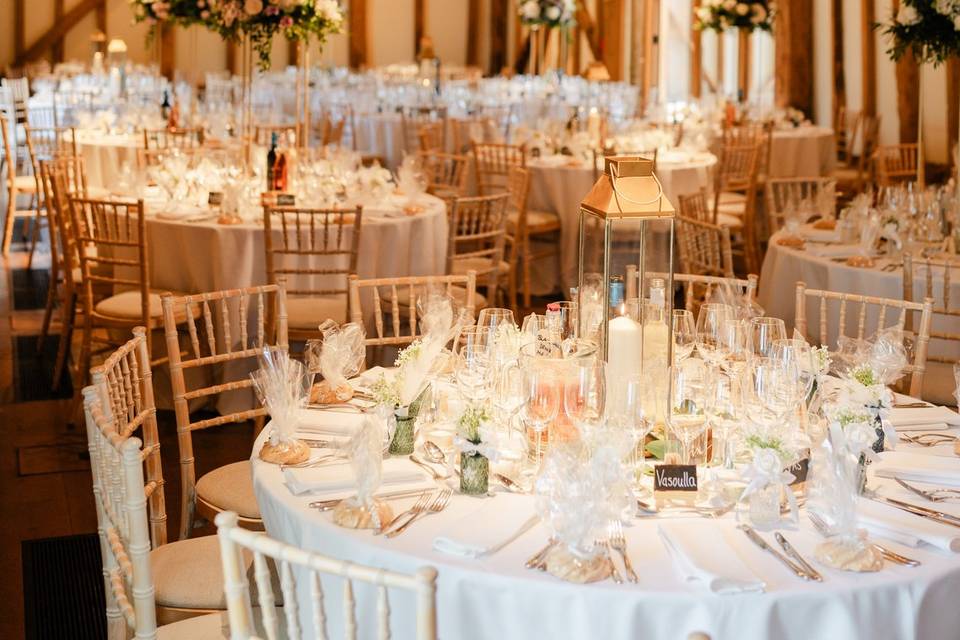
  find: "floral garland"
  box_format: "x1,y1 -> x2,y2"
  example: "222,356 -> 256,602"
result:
694,0 -> 776,33
131,0 -> 344,69
517,0 -> 577,29
881,0 -> 960,66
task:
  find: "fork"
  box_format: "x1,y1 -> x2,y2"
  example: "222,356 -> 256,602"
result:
808,511 -> 920,567
896,477 -> 960,503
386,489 -> 453,538
608,521 -> 638,583
598,540 -> 623,584
377,491 -> 432,535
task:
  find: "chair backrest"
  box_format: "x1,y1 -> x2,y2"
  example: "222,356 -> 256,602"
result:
676,215 -> 735,278
472,142 -> 526,195
348,271 -> 477,348
142,127 -> 203,150
835,106 -> 862,167
446,193 -> 509,273
161,283 -> 289,539
263,205 -> 363,300
69,196 -> 151,323
255,124 -> 297,146
400,105 -> 447,153
794,281 -> 933,396
450,117 -> 498,154
903,252 -> 960,364
722,121 -> 771,174
418,151 -> 469,198
417,121 -> 445,152
0,113 -> 15,185
477,103 -> 514,139
715,142 -> 761,196
24,125 -> 77,172
764,177 -> 837,234
215,511 -> 438,640
627,268 -> 758,314
324,103 -> 357,150
875,143 -> 919,186
39,157 -> 88,284
505,165 -> 531,230
677,188 -> 713,224
319,114 -> 346,146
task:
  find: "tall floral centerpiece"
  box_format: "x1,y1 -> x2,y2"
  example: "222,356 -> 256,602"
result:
517,0 -> 577,76
694,1 -> 776,104
882,1 -> 960,190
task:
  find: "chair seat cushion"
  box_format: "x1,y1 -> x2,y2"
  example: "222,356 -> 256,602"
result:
286,295 -> 347,331
717,192 -> 747,205
94,290 -> 195,321
157,609 -> 285,639
716,212 -> 744,229
508,209 -> 561,232
196,460 -> 261,520
452,257 -> 511,277
13,175 -> 37,192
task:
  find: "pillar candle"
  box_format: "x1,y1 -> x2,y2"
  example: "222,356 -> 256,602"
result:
607,315 -> 642,412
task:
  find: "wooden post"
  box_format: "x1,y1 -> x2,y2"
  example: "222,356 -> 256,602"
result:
414,0 -> 425,59
160,24 -> 176,79
774,0 -> 813,115
14,0 -> 24,65
348,0 -> 367,69
490,0 -> 508,75
737,28 -> 750,102
227,42 -> 237,75
860,0 -> 876,116
641,0 -> 655,104
947,57 -> 960,168
53,0 -> 65,63
287,40 -> 298,67
690,0 -> 702,98
832,0 -> 846,119
467,0 -> 481,67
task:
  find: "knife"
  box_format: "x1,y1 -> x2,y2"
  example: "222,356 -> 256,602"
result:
871,496 -> 960,529
895,478 -> 934,502
740,526 -> 812,580
774,532 -> 823,581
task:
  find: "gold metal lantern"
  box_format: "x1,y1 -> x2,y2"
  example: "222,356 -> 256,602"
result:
577,155 -> 676,388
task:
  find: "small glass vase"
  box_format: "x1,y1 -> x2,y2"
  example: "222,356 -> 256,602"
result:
745,483 -> 782,530
389,411 -> 416,455
460,452 -> 489,495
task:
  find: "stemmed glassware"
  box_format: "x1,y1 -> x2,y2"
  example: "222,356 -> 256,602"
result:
667,359 -> 709,465
456,344 -> 491,401
522,365 -> 560,467
563,360 -> 606,427
705,371 -> 741,469
672,309 -> 696,363
747,317 -> 787,360
696,303 -> 735,369
476,308 -> 516,345
615,374 -> 659,493
740,356 -> 802,439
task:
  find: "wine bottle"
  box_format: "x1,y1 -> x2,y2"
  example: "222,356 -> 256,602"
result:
160,90 -> 171,121
275,147 -> 288,192
267,133 -> 278,192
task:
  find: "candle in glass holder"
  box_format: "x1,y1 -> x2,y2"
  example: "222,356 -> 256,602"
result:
608,313 -> 642,412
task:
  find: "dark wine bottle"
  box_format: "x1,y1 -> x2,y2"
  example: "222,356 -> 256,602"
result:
267,132 -> 278,192
275,148 -> 288,192
160,90 -> 171,121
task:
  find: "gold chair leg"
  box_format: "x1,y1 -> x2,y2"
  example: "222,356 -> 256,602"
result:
52,293 -> 77,391
26,209 -> 43,270
37,276 -> 57,352
2,190 -> 17,257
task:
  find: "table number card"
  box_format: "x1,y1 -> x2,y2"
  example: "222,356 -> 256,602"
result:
653,464 -> 698,506
277,193 -> 296,206
208,191 -> 224,207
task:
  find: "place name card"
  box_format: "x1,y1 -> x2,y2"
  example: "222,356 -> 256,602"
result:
208,191 -> 223,206
653,464 -> 698,506
786,457 -> 809,487
277,193 -> 296,206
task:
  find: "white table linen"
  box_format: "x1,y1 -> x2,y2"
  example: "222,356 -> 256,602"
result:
252,413 -> 960,640
77,131 -> 141,188
767,126 -> 837,178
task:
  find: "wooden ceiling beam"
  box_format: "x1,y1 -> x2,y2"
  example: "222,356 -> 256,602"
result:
15,0 -> 104,66
860,0 -> 876,116
832,0 -> 846,117
349,0 -> 368,69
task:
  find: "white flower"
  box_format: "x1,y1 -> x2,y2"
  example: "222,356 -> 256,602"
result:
521,0 -> 540,20
697,6 -> 712,21
896,4 -> 920,25
545,5 -> 561,20
752,4 -> 767,22
244,0 -> 262,14
736,2 -> 750,16
315,0 -> 342,23
723,0 -> 736,10
954,13 -> 960,30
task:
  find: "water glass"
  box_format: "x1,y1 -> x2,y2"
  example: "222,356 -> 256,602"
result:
672,309 -> 696,363
668,359 -> 709,465
696,303 -> 735,368
563,360 -> 606,426
747,317 -> 786,360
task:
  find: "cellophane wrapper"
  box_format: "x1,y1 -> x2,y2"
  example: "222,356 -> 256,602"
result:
835,327 -> 909,387
348,415 -> 385,507
397,291 -> 470,406
318,320 -> 366,389
534,428 -> 634,558
396,154 -> 426,197
250,348 -> 310,447
707,279 -> 764,320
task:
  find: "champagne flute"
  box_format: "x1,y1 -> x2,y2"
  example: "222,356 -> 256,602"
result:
668,359 -> 709,465
696,303 -> 735,369
706,371 -> 740,469
563,360 -> 606,427
522,366 -> 560,467
748,317 -> 786,360
672,309 -> 696,363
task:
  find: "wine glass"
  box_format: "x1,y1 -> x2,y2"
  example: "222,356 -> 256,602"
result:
668,359 -> 709,465
456,344 -> 491,401
456,326 -> 489,355
615,374 -> 660,493
522,366 -> 560,467
696,303 -> 735,369
706,371 -> 741,469
720,319 -> 749,377
740,357 -> 801,438
563,360 -> 606,427
769,338 -> 816,405
747,317 -> 786,360
477,308 -> 515,344
672,309 -> 696,363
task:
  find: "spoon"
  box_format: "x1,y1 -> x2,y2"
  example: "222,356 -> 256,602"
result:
422,440 -> 447,465
494,473 -> 528,493
408,455 -> 446,481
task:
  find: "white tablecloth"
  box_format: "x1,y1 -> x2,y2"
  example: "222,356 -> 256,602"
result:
252,414 -> 960,640
353,112 -> 406,170
768,126 -> 836,178
759,233 -> 960,404
527,152 -> 717,295
77,132 -> 141,188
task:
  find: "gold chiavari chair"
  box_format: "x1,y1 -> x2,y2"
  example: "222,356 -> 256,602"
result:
447,193 -> 510,306
833,114 -> 880,197
400,105 -> 447,154
764,177 -> 837,236
215,511 -> 438,640
795,281 -> 934,397
417,121 -> 445,152
903,253 -> 960,403
835,105 -> 862,168
875,143 -> 920,186
721,120 -> 772,184
254,124 -> 297,146
23,125 -> 78,266
324,102 -> 358,151
348,271 -> 478,352
450,117 -> 496,154
27,105 -> 58,128
142,127 -> 204,150
504,166 -> 560,308
472,142 -> 526,195
84,329 -> 236,635
263,205 -> 362,340
677,188 -> 714,224
1,112 -> 41,255
676,215 -> 736,278
319,113 -> 346,146
629,268 -> 758,315
161,284 -> 289,539
418,150 -> 470,198
713,142 -> 763,273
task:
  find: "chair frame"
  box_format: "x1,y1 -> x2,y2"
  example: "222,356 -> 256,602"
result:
627,268 -> 759,314
161,283 -> 289,539
794,281 -> 934,397
1,112 -> 39,256
472,142 -> 526,195
676,214 -> 736,278
23,124 -> 79,267
142,127 -> 204,150
902,252 -> 960,365
417,150 -> 470,198
875,143 -> 920,186
447,193 -> 510,306
764,177 -> 838,236
504,165 -> 560,308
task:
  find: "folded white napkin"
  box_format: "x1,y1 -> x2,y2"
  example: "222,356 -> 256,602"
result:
155,206 -> 209,221
658,523 -> 765,594
896,422 -> 950,433
283,458 -> 431,498
804,243 -> 862,258
858,498 -> 960,552
889,406 -> 960,428
798,224 -> 839,243
873,451 -> 960,488
352,366 -> 394,390
296,409 -> 365,437
433,497 -> 539,558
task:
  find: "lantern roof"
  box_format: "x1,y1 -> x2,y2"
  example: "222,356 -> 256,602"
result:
580,156 -> 675,219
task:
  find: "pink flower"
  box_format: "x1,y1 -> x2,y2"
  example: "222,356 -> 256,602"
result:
265,5 -> 279,15
200,10 -> 210,18
279,15 -> 293,28
197,0 -> 205,7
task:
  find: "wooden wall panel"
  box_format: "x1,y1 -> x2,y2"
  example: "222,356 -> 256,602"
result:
860,0 -> 876,116
349,0 -> 368,68
832,0 -> 846,118
774,0 -> 813,115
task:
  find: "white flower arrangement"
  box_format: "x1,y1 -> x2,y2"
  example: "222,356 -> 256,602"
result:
517,0 -> 577,28
695,0 -> 775,33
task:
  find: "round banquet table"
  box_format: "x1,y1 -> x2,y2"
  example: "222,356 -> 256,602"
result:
759,231 -> 960,404
352,112 -> 406,171
252,408 -> 960,640
76,131 -> 141,189
767,126 -> 836,178
526,151 -> 717,295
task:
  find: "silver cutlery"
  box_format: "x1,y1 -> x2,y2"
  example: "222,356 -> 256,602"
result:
808,512 -> 920,567
608,520 -> 638,583
386,489 -> 453,538
599,540 -> 624,584
280,454 -> 344,471
377,491 -> 433,534
494,473 -> 528,493
478,517 -> 540,558
900,433 -> 957,447
896,477 -> 960,503
308,487 -> 429,511
774,532 -> 823,581
409,455 -> 447,481
894,401 -> 933,408
869,495 -> 960,529
740,526 -> 812,580
525,538 -> 558,570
